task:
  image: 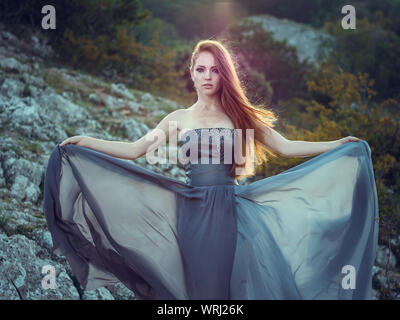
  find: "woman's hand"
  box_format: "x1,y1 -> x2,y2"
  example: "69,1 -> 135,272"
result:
59,135 -> 88,147
338,136 -> 361,144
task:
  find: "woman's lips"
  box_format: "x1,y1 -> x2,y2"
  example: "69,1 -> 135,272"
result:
202,84 -> 213,88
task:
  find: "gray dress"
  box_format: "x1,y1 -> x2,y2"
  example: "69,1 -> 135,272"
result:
43,128 -> 379,299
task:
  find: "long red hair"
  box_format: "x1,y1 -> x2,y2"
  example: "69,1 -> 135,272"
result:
189,39 -> 279,179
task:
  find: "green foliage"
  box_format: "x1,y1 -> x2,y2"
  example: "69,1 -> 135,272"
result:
131,17 -> 180,47
0,1 -> 190,98
62,125 -> 76,137
0,0 -> 150,37
0,215 -> 11,232
366,0 -> 400,35
58,24 -> 186,100
22,141 -> 43,155
140,0 -> 245,40
323,17 -> 400,100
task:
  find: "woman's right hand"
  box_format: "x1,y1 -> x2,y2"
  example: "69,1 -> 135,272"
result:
59,135 -> 88,147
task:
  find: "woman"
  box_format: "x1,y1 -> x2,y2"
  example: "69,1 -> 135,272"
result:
44,40 -> 379,300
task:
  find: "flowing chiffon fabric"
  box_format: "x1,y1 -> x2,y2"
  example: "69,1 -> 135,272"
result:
43,128 -> 379,299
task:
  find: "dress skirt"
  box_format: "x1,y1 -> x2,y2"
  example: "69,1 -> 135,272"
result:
43,140 -> 379,299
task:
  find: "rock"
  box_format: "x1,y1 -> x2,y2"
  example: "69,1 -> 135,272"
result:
169,166 -> 182,178
149,110 -> 167,117
40,231 -> 53,251
390,235 -> 400,248
0,234 -> 80,299
89,93 -> 101,104
371,288 -> 380,300
103,94 -> 126,111
10,175 -> 41,203
82,287 -> 115,300
0,208 -> 46,236
2,157 -> 43,190
0,57 -> 29,74
36,91 -> 91,127
122,118 -> 150,140
21,73 -> 46,88
26,85 -> 41,98
376,245 -> 397,270
30,34 -> 54,59
140,92 -> 157,109
111,83 -> 136,101
105,283 -> 136,300
242,14 -> 334,65
0,167 -> 6,188
372,265 -> 381,276
128,101 -> 140,113
0,78 -> 25,98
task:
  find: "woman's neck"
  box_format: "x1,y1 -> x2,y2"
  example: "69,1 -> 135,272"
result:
194,96 -> 223,112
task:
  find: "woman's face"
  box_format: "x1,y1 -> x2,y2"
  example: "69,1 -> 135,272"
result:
191,51 -> 221,95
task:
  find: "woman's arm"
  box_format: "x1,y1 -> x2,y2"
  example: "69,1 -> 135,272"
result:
255,121 -> 360,158
284,136 -> 361,158
282,139 -> 342,158
60,110 -> 184,160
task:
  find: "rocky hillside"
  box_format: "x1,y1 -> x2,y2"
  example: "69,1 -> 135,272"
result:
0,18 -> 399,300
243,14 -> 334,65
0,22 -> 185,300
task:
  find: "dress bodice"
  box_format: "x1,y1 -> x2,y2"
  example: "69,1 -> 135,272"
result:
178,128 -> 238,186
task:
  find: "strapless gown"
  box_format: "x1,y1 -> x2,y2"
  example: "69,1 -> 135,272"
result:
43,128 -> 379,300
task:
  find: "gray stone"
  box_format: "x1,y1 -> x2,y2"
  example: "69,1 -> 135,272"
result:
0,167 -> 5,188
111,83 -> 136,101
243,15 -> 333,65
82,287 -> 115,300
89,93 -> 101,104
122,118 -> 150,140
0,57 -> 29,73
0,234 -> 80,300
376,245 -> 397,269
105,282 -> 136,300
128,101 -> 140,113
0,78 -> 25,98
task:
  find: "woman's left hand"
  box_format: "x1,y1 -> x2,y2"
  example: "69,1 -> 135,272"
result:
338,136 -> 361,144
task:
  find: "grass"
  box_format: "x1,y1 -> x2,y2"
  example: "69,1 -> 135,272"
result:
41,71 -> 66,94
0,216 -> 47,238
143,118 -> 155,128
23,141 -> 43,155
62,125 -> 77,137
14,137 -> 44,156
31,211 -> 44,219
0,119 -> 12,135
0,215 -> 11,231
15,223 -> 44,237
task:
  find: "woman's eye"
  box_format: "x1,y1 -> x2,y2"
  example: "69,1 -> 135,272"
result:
196,68 -> 218,73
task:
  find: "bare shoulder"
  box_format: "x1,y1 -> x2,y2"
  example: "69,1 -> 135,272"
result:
165,108 -> 187,120
156,108 -> 189,131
